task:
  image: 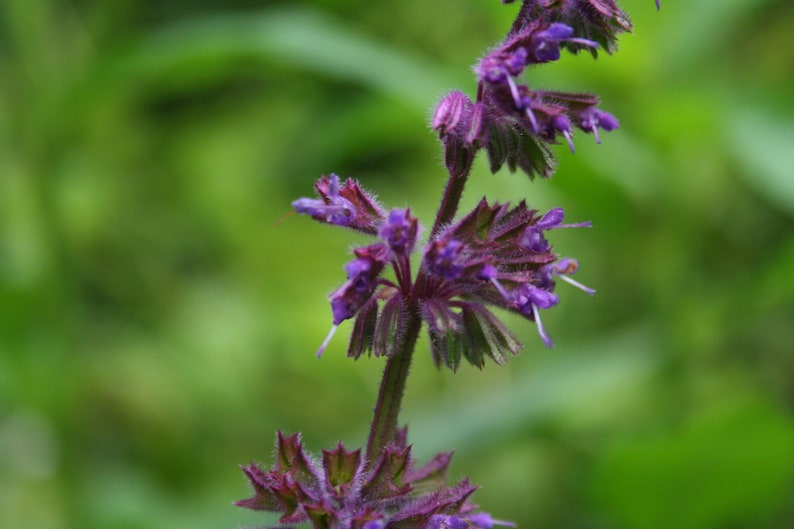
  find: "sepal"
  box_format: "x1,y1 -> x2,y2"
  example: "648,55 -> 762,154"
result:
234,464 -> 281,511
373,293 -> 408,358
276,432 -> 322,491
238,432 -> 507,529
347,297 -> 379,359
360,443 -> 412,499
322,443 -> 363,495
498,120 -> 557,180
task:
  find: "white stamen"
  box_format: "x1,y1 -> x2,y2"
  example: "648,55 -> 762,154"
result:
491,520 -> 516,528
592,125 -> 602,144
531,303 -> 554,348
557,274 -> 596,297
506,76 -> 521,109
563,129 -> 575,153
489,277 -> 511,301
567,37 -> 599,48
525,106 -> 539,133
557,221 -> 592,229
316,325 -> 338,358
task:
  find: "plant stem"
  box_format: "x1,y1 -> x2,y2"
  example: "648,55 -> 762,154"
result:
365,310 -> 422,462
365,148 -> 475,462
431,146 -> 475,237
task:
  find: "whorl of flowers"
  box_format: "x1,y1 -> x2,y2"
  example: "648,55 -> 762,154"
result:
291,175 -> 593,367
237,430 -> 515,529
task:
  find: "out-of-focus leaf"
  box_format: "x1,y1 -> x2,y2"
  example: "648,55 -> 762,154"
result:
658,0 -> 776,71
401,326 -> 659,459
730,109 -> 794,215
590,397 -> 794,529
112,8 -> 455,109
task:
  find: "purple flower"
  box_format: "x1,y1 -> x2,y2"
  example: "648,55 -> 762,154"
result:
520,207 -> 591,253
506,1 -> 632,55
540,258 -> 596,296
510,284 -> 559,347
576,106 -> 620,144
416,201 -> 595,358
379,208 -> 419,256
292,174 -> 386,234
549,114 -> 575,152
329,246 -> 387,326
476,47 -> 528,84
430,515 -> 469,529
424,238 -> 466,281
292,173 -> 355,226
531,23 -> 598,63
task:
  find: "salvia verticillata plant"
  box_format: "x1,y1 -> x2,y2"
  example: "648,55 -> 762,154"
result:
237,1 -> 658,528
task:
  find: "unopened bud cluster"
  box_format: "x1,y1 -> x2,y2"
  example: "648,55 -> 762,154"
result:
237,430 -> 515,529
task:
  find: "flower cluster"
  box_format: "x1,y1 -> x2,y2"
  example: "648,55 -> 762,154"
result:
292,174 -> 593,369
237,430 -> 514,529
238,1 -> 653,527
429,0 -> 661,181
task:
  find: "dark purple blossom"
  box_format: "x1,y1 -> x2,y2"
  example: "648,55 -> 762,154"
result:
549,114 -> 575,152
540,257 -> 596,296
329,245 -> 388,326
531,23 -> 598,62
504,0 -> 633,54
415,200 -> 593,360
379,209 -> 419,256
510,284 -> 559,347
237,431 -> 494,529
576,106 -> 620,143
463,15 -> 623,179
476,46 -> 528,84
292,173 -> 356,226
300,194 -> 593,364
293,174 -> 386,234
520,207 -> 591,252
424,238 -> 466,281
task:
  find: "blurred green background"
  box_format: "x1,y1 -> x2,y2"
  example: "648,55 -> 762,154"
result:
1,0 -> 793,528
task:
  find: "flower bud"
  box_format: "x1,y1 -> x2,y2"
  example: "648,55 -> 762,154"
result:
432,91 -> 473,137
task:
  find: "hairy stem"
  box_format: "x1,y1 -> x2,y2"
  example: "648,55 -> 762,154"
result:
366,144 -> 477,462
431,145 -> 475,237
365,311 -> 422,462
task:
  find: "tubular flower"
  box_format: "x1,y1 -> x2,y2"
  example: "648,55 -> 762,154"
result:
330,245 -> 389,326
293,174 -> 386,234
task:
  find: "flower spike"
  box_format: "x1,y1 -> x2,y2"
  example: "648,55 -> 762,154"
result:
249,0 -> 639,526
